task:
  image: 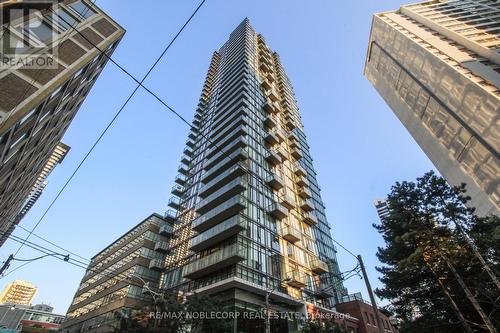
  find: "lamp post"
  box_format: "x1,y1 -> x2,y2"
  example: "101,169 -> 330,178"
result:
265,277 -> 291,333
127,274 -> 163,327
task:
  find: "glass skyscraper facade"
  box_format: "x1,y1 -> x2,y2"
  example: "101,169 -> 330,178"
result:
161,19 -> 347,331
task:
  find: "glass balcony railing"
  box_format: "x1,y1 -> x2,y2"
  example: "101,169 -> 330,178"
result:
294,164 -> 307,177
183,243 -> 246,279
265,150 -> 282,166
175,174 -> 188,186
209,124 -> 248,149
168,197 -> 183,211
282,225 -> 301,243
298,188 -> 312,199
267,174 -> 284,190
195,178 -> 246,214
262,102 -> 276,114
280,193 -> 296,210
199,165 -> 246,198
264,115 -> 277,129
171,184 -> 184,197
300,199 -> 315,212
268,202 -> 287,220
192,196 -> 246,232
202,149 -> 248,182
311,259 -> 329,275
205,137 -> 248,167
303,212 -> 318,226
190,215 -> 246,252
291,147 -> 303,160
265,132 -> 279,146
296,175 -> 309,188
159,224 -> 173,237
154,241 -> 170,254
287,271 -> 307,288
149,258 -> 164,271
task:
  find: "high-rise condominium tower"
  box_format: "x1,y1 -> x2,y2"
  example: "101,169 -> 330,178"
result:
0,280 -> 37,305
365,0 -> 499,217
0,0 -> 124,245
161,19 -> 347,331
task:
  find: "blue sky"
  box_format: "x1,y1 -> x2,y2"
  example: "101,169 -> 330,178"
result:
0,0 -> 436,313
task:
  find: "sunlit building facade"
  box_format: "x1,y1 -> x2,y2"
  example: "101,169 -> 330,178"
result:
365,0 -> 499,216
0,280 -> 37,305
160,19 -> 348,332
62,213 -> 174,333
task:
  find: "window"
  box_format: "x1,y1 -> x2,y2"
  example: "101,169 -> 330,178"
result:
52,8 -> 79,31
24,18 -> 54,43
69,1 -> 96,19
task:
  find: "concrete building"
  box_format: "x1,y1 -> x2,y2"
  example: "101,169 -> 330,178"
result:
16,142 -> 70,223
336,294 -> 397,333
0,0 -> 125,245
364,0 -> 499,217
0,303 -> 65,332
156,19 -> 348,332
61,213 -> 174,333
0,280 -> 37,306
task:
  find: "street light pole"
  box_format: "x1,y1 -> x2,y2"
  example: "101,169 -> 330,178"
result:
265,277 -> 291,333
127,274 -> 162,327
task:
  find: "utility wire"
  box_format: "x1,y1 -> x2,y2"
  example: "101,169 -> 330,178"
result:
13,0 -> 207,257
6,0 -> 363,293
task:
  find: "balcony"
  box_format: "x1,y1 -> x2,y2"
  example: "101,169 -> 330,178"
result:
154,241 -> 170,254
209,124 -> 248,149
267,174 -> 284,190
178,164 -> 190,176
265,132 -> 279,146
149,258 -> 164,271
192,196 -> 246,232
171,184 -> 184,197
188,132 -> 197,140
206,137 -> 248,166
190,215 -> 246,252
160,224 -> 174,237
264,115 -> 277,129
274,130 -> 286,143
282,225 -> 301,243
267,89 -> 279,102
196,178 -> 246,214
298,188 -> 312,199
265,150 -> 282,166
186,139 -> 195,149
296,176 -> 309,188
317,283 -> 335,298
291,148 -> 302,160
311,259 -> 329,275
183,147 -> 193,157
276,147 -> 288,161
287,271 -> 307,288
288,132 -> 298,142
193,118 -> 201,127
183,243 -> 245,279
199,165 -> 246,198
261,80 -> 272,91
262,102 -> 276,114
286,118 -> 297,130
268,202 -> 288,220
303,212 -> 318,226
175,174 -> 188,186
260,62 -> 271,73
204,148 -> 248,175
300,199 -> 315,212
280,193 -> 296,210
168,197 -> 183,211
294,165 -> 307,177
181,155 -> 191,165
266,73 -> 275,84
202,150 -> 248,184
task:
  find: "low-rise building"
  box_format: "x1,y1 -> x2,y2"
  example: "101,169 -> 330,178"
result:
0,303 -> 65,332
61,213 -> 174,333
336,294 -> 397,333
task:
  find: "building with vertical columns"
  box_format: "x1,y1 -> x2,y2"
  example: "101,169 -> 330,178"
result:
374,199 -> 390,223
0,280 -> 37,305
0,0 -> 125,246
160,19 -> 348,332
61,213 -> 174,333
364,0 -> 499,217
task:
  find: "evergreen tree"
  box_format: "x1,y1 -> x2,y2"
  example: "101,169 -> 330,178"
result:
374,171 -> 500,333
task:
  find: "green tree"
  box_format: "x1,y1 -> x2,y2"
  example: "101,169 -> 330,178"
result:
374,171 -> 500,333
